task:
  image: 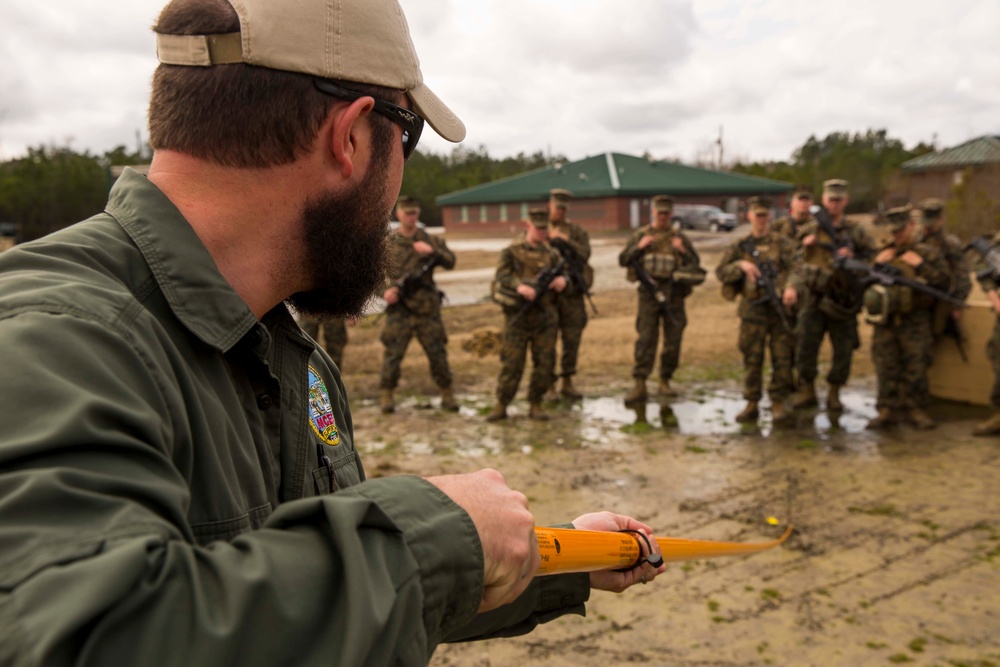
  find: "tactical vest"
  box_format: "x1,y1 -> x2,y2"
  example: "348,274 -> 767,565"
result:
490,242 -> 560,307
627,228 -> 682,282
740,234 -> 785,302
862,247 -> 920,325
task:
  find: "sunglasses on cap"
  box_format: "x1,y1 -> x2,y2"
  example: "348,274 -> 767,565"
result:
313,79 -> 424,161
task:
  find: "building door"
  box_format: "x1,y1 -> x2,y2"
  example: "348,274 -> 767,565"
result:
630,199 -> 640,229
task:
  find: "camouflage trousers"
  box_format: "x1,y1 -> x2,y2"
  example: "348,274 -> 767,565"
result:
872,311 -> 933,411
496,307 -> 557,404
989,318 -> 1000,408
301,317 -> 348,370
553,292 -> 588,378
632,289 -> 687,381
796,304 -> 859,386
379,306 -> 451,390
739,313 -> 796,402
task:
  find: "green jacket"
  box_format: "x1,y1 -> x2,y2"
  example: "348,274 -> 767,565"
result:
0,169 -> 588,666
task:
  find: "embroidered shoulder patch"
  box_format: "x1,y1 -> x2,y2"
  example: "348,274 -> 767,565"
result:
307,365 -> 340,446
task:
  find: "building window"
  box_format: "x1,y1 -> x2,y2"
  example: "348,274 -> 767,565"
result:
461,205 -> 469,223
520,202 -> 528,220
953,170 -> 965,186
480,204 -> 488,223
500,203 -> 508,221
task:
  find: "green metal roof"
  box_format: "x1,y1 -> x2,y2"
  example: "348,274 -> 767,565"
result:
435,152 -> 792,206
902,135 -> 1000,171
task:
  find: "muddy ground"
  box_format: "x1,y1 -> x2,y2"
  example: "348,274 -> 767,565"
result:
336,230 -> 1000,667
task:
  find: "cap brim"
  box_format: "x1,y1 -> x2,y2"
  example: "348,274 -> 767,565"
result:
409,82 -> 466,143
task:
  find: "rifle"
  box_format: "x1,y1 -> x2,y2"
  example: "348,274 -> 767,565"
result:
378,254 -> 440,319
627,254 -> 678,325
942,314 -> 968,363
837,257 -> 967,309
507,256 -> 566,326
966,236 -> 1000,282
738,237 -> 793,332
550,237 -> 598,316
813,205 -> 855,255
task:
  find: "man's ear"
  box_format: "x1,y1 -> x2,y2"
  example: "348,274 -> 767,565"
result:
326,96 -> 376,181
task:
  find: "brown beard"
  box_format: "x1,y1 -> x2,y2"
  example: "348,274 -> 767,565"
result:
287,138 -> 394,319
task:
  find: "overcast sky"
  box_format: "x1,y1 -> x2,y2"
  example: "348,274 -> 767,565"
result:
2,0 -> 998,164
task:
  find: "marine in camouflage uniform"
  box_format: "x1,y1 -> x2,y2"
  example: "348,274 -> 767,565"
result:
716,197 -> 800,424
864,206 -> 951,429
971,231 -> 1000,435
547,188 -> 592,400
788,179 -> 877,412
914,198 -> 972,407
379,197 -> 457,413
299,316 -> 349,369
487,209 -> 567,421
771,184 -> 816,241
619,195 -> 702,402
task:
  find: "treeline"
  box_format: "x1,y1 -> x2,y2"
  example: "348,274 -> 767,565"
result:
730,129 -> 936,213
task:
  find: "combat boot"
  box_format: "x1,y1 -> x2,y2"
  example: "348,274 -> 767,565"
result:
866,408 -> 896,430
529,402 -> 549,420
658,378 -> 677,398
624,378 -> 647,404
560,376 -> 583,401
771,401 -> 789,424
907,408 -> 936,430
485,402 -> 508,422
735,400 -> 759,423
826,385 -> 844,413
440,387 -> 459,412
973,412 -> 1000,436
790,382 -> 818,409
379,389 -> 395,414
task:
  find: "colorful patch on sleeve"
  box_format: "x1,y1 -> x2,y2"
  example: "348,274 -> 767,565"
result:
307,365 -> 340,446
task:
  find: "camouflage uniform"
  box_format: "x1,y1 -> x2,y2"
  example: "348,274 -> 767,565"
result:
771,214 -> 814,241
973,233 -> 1000,409
789,218 -> 877,387
869,242 -> 950,413
716,231 -> 798,402
619,225 -> 701,383
379,229 -> 456,391
549,219 -> 592,382
493,240 -> 564,405
300,317 -> 348,369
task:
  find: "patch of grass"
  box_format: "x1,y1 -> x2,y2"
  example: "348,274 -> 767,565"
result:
757,641 -> 770,654
621,422 -> 655,435
848,504 -> 902,518
744,585 -> 755,592
816,588 -> 831,597
760,588 -> 781,601
707,600 -> 720,612
797,439 -> 818,450
888,654 -> 913,664
920,519 -> 941,531
844,616 -> 857,625
945,661 -> 997,667
866,641 -> 888,650
681,563 -> 695,573
859,600 -> 871,609
685,445 -> 709,454
930,633 -> 956,645
475,405 -> 493,416
908,638 -> 927,653
711,615 -> 730,624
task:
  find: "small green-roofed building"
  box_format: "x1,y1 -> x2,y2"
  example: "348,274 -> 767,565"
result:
898,135 -> 1000,204
436,152 -> 792,233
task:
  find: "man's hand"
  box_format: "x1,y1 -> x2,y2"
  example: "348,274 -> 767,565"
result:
739,260 -> 761,281
550,276 -> 568,293
549,227 -> 569,242
835,246 -> 854,259
875,248 -> 896,264
672,236 -> 686,254
637,235 -> 656,250
517,284 -> 537,302
383,286 -> 400,305
428,469 -> 540,612
782,286 -> 798,307
571,512 -> 666,593
898,250 -> 924,268
413,240 -> 434,256
802,234 -> 817,247
990,290 -> 1000,316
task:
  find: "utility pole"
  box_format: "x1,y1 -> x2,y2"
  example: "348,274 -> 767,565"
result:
716,125 -> 724,170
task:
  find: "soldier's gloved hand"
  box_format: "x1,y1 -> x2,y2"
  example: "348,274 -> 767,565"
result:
550,276 -> 568,293
739,260 -> 761,281
427,469 -> 539,612
413,240 -> 434,255
517,284 -> 538,301
383,286 -> 400,305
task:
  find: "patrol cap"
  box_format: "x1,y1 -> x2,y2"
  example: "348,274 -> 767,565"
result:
528,208 -> 549,229
549,188 -> 573,209
396,196 -> 420,213
652,195 -> 675,213
748,196 -> 772,213
919,197 -> 945,221
154,0 -> 466,143
791,184 -> 814,199
823,179 -> 849,199
883,204 -> 913,232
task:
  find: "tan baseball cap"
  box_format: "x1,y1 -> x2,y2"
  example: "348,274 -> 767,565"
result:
396,195 -> 420,213
651,195 -> 675,213
883,204 -> 913,231
918,198 -> 945,221
748,196 -> 772,213
154,0 -> 466,143
822,179 -> 849,199
549,188 -> 573,209
528,208 -> 550,228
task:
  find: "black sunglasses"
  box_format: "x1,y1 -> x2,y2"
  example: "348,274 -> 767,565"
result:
313,79 -> 424,160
